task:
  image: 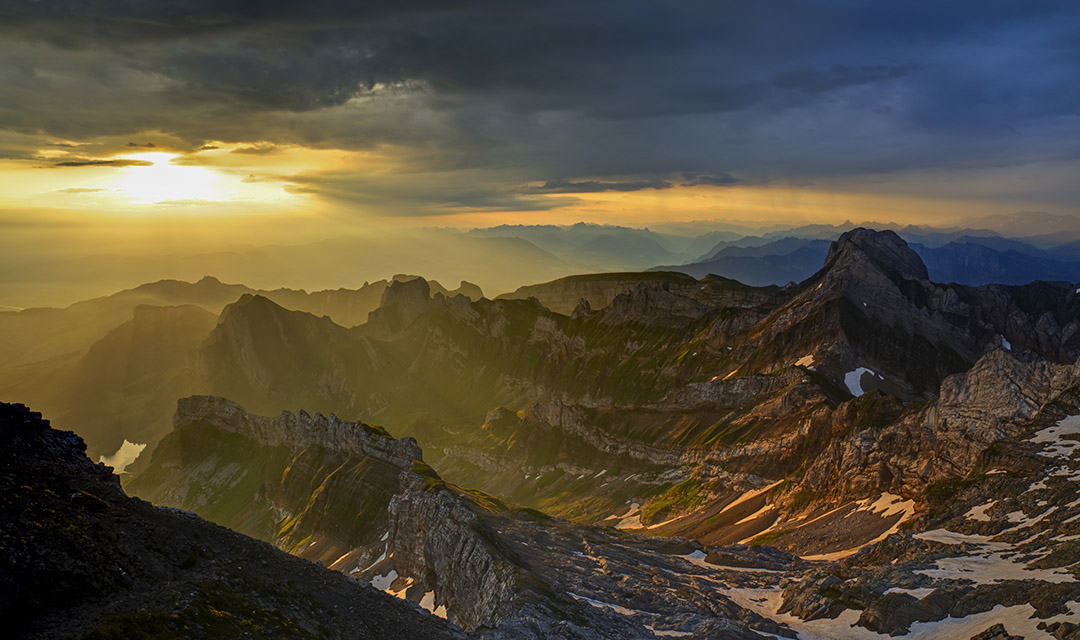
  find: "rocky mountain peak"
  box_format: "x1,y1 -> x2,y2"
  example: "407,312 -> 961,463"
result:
224,292 -> 278,317
365,277 -> 434,336
385,276 -> 432,303
825,228 -> 929,281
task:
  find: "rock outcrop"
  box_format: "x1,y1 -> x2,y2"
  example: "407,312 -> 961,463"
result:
131,397 -> 814,639
133,397 -> 546,633
0,401 -> 462,640
824,228 -> 929,282
801,349 -> 1080,499
387,473 -> 518,629
742,227 -> 1080,398
498,271 -> 780,316
175,395 -> 422,468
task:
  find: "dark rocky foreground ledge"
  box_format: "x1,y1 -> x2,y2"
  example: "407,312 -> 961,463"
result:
0,401 -> 463,640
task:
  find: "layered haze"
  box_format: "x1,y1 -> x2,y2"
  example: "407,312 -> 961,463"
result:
3,1 -> 1080,310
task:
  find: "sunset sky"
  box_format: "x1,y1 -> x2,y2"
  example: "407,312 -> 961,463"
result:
2,2 -> 1080,304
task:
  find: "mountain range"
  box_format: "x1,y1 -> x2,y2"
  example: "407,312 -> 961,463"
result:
5,228 -> 1080,638
654,235 -> 1080,287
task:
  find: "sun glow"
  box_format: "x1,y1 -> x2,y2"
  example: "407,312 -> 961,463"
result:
115,152 -> 220,203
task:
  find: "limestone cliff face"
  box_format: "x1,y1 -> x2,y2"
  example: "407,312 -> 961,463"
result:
801,349 -> 1080,499
653,368 -> 807,409
137,396 -> 529,633
597,282 -> 707,322
387,473 -> 518,630
498,273 -> 692,314
498,271 -> 780,316
174,395 -> 421,468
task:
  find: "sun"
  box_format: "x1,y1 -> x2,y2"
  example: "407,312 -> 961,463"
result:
115,152 -> 220,203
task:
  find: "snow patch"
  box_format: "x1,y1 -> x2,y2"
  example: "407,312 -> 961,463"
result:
964,500 -> 997,522
916,529 -> 1001,547
645,514 -> 686,530
918,554 -> 1076,584
647,627 -> 693,637
615,503 -> 642,530
1031,414 -> 1080,460
724,588 -> 882,639
735,503 -> 776,526
915,527 -> 1075,584
568,591 -> 651,617
844,367 -> 883,397
717,480 -> 784,518
370,569 -> 398,590
727,588 -> 1079,640
675,549 -> 783,573
885,587 -> 935,598
419,591 -> 437,613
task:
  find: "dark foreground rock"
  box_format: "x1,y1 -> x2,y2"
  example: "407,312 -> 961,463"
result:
0,402 -> 463,640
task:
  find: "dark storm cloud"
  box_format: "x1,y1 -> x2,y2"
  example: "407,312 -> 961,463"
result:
771,65 -> 919,95
0,1 -> 957,118
2,1 -> 1079,209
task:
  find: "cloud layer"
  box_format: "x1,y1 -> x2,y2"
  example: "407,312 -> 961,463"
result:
2,1 -> 1079,214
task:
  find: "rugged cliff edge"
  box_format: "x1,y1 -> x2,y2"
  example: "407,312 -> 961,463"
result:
130,388 -> 1080,638
0,401 -> 462,640
128,397 -> 572,632
173,395 -> 422,468
129,397 -> 804,639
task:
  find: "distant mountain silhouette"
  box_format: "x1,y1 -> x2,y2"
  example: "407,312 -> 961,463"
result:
656,233 -> 1080,286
